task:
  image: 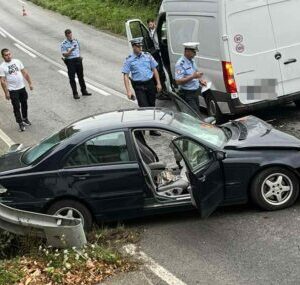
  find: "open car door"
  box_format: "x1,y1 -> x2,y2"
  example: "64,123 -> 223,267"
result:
172,136 -> 224,218
156,91 -> 207,121
125,19 -> 155,54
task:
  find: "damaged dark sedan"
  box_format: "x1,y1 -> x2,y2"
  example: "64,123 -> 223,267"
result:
0,94 -> 300,230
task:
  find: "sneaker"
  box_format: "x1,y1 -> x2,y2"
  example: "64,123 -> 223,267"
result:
73,94 -> 80,99
19,123 -> 25,132
23,118 -> 31,126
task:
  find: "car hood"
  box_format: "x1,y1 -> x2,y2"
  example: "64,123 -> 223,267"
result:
222,116 -> 300,150
0,150 -> 26,174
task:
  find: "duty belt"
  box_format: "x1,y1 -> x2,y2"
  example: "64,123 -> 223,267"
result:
179,87 -> 201,94
131,78 -> 153,86
65,57 -> 82,61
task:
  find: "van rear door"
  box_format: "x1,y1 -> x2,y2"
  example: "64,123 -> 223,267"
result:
226,0 -> 284,104
267,0 -> 300,97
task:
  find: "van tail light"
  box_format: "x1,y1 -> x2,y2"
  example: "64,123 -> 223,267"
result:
222,61 -> 237,94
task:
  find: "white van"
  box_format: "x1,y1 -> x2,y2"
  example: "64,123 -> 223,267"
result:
125,0 -> 300,121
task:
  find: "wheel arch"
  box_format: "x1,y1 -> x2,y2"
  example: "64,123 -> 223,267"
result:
42,195 -> 95,221
247,163 -> 300,196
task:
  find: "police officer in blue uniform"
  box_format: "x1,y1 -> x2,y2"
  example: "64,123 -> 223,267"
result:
122,37 -> 162,106
175,42 -> 207,116
61,29 -> 91,99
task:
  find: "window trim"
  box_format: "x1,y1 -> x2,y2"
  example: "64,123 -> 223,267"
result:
60,129 -> 134,169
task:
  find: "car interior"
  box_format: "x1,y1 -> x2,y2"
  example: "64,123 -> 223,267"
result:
133,129 -> 191,199
64,132 -> 129,167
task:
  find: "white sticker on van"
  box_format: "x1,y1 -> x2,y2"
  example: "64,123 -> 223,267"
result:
236,44 -> 245,53
234,34 -> 243,43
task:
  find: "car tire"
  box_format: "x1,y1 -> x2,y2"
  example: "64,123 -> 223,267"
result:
46,200 -> 93,231
294,100 -> 300,108
250,167 -> 299,211
205,94 -> 223,124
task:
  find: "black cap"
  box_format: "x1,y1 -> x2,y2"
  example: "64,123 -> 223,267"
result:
64,29 -> 72,35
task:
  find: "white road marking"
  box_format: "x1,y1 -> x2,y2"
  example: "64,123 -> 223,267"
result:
14,43 -> 36,58
0,25 -> 132,102
142,272 -> 155,285
58,70 -> 109,96
123,244 -> 187,285
17,0 -> 25,4
0,128 -> 15,147
0,30 -> 6,38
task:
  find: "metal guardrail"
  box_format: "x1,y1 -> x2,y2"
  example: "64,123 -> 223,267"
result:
0,202 -> 87,248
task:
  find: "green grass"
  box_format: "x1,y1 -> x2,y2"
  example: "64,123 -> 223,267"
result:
0,226 -> 140,285
0,261 -> 24,285
29,0 -> 160,35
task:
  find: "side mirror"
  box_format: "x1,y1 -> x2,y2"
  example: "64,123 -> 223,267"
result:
215,151 -> 226,161
204,116 -> 216,125
8,143 -> 23,153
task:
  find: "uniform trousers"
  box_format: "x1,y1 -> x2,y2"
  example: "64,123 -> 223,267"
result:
65,57 -> 87,95
9,87 -> 28,123
179,87 -> 202,116
132,78 -> 156,107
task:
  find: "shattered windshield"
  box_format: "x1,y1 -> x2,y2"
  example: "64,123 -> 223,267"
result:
171,112 -> 227,147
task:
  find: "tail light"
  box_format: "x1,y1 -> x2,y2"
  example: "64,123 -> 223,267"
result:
222,61 -> 237,94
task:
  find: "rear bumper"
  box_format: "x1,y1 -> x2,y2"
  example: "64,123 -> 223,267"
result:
212,91 -> 300,115
0,200 -> 46,213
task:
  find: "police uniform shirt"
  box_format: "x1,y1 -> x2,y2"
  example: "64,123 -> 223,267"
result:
121,52 -> 158,82
175,56 -> 200,90
60,39 -> 80,59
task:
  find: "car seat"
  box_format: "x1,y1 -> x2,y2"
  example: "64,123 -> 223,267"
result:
134,131 -> 166,176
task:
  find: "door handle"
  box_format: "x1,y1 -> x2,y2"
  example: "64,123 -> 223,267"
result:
72,173 -> 90,180
199,175 -> 206,182
284,58 -> 297,65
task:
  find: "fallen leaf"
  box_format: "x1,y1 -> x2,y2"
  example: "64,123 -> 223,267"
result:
25,277 -> 32,285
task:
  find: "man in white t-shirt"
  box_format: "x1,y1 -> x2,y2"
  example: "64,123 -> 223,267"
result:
0,48 -> 33,131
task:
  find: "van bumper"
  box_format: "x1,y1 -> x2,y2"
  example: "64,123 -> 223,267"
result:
213,91 -> 300,115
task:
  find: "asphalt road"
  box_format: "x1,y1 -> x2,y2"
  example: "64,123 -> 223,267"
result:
1,1 -> 300,284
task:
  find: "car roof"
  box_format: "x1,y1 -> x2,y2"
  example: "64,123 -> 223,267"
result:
65,108 -> 176,135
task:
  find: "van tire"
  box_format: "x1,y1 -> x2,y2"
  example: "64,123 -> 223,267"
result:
294,100 -> 300,108
206,94 -> 223,123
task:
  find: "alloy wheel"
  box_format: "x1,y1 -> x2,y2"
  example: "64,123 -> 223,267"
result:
54,207 -> 85,226
261,173 -> 293,206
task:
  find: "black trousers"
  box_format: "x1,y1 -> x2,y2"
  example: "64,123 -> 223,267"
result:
9,87 -> 28,124
65,57 -> 87,95
179,88 -> 202,116
132,79 -> 156,107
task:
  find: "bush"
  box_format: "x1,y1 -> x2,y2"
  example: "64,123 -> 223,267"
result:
29,0 -> 160,35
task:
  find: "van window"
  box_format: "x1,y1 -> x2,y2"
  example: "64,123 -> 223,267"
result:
168,15 -> 220,59
128,21 -> 154,51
